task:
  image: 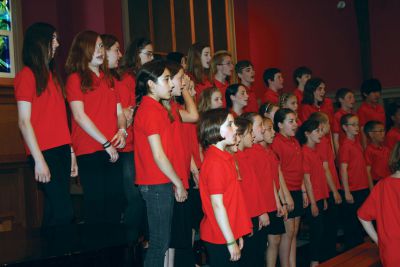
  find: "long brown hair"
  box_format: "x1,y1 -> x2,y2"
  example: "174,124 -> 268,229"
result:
198,86 -> 221,113
22,22 -> 62,96
187,42 -> 209,84
119,38 -> 152,78
101,33 -> 121,80
65,30 -> 112,92
209,50 -> 231,82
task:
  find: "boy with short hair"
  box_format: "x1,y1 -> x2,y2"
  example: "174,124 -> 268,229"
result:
292,66 -> 312,104
357,78 -> 386,148
363,121 -> 391,184
235,60 -> 259,113
262,68 -> 283,105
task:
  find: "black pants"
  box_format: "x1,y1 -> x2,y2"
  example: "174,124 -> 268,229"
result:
77,150 -> 124,224
204,241 -> 240,267
342,188 -> 369,249
306,199 -> 325,262
120,152 -> 144,243
29,144 -> 74,227
322,192 -> 341,261
240,217 -> 267,267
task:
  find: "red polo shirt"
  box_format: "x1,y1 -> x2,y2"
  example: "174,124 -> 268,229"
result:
15,67 -> 71,154
339,137 -> 369,191
243,85 -> 259,113
386,127 -> 400,151
293,88 -> 303,105
235,150 -> 267,218
188,73 -> 213,101
214,79 -> 229,108
358,177 -> 400,267
357,102 -> 386,128
300,99 -> 334,127
262,88 -> 279,105
302,145 -> 329,201
199,146 -> 252,244
134,96 -> 172,185
365,143 -> 391,181
167,102 -> 191,189
316,135 -> 341,190
333,109 -> 353,144
271,133 -> 303,191
66,72 -> 119,156
116,76 -> 135,152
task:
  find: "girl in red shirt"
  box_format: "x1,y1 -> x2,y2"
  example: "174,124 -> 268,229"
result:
165,61 -> 199,267
225,84 -> 249,117
234,117 -> 269,267
65,31 -> 127,224
296,119 -> 329,267
133,60 -> 188,266
187,42 -> 212,98
358,142 -> 400,267
271,108 -> 308,267
339,114 -> 370,249
300,78 -> 334,126
333,88 -> 355,155
15,23 -> 76,227
209,51 -> 233,107
198,108 -> 252,266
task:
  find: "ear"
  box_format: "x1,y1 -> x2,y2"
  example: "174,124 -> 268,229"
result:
237,72 -> 243,80
230,94 -> 236,102
147,79 -> 156,92
277,121 -> 283,130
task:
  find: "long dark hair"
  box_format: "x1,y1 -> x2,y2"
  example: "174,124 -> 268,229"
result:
296,119 -> 320,145
273,108 -> 296,132
187,42 -> 209,84
302,78 -> 325,105
225,83 -> 241,110
22,22 -> 62,96
119,37 -> 152,77
101,34 -> 121,80
65,30 -> 112,92
198,108 -> 229,150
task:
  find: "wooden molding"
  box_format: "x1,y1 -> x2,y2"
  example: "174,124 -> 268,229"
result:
207,0 -> 214,54
0,78 -> 14,88
189,0 -> 195,43
170,0 -> 176,51
148,0 -> 155,44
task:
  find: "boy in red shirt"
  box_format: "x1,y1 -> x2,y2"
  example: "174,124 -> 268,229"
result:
339,114 -> 371,249
262,68 -> 283,105
358,142 -> 400,267
357,78 -> 386,148
364,121 -> 391,183
292,66 -> 312,107
235,60 -> 259,113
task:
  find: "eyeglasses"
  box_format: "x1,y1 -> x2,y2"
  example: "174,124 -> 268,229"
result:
141,51 -> 154,58
369,129 -> 385,133
346,123 -> 359,127
218,62 -> 233,66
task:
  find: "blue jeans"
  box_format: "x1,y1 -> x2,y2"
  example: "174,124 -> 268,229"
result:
139,183 -> 174,267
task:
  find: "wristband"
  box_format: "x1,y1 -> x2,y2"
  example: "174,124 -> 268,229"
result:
227,240 -> 236,246
102,141 -> 111,149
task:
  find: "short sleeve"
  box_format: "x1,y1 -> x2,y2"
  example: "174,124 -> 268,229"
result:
332,113 -> 341,134
303,152 -> 311,174
317,140 -> 329,162
204,161 -> 228,194
271,140 -> 282,161
14,67 -> 36,102
66,74 -> 84,102
357,185 -> 378,220
339,143 -> 350,164
142,107 -> 167,137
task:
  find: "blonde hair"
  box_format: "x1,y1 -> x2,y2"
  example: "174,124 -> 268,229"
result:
209,50 -> 231,82
279,92 -> 296,108
198,86 -> 221,113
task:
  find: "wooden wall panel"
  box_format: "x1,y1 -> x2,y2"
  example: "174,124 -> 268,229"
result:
212,0 -> 228,51
128,0 -> 151,41
193,0 -> 210,46
153,0 -> 173,53
174,0 -> 192,53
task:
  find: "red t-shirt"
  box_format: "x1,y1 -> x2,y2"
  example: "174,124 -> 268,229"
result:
316,135 -> 341,190
189,73 -> 213,101
262,88 -> 279,105
357,102 -> 386,128
248,145 -> 280,212
339,137 -> 369,191
271,133 -> 303,191
235,150 -> 267,217
243,85 -> 259,113
66,72 -> 119,156
302,145 -> 329,201
293,88 -> 303,105
199,146 -> 252,244
357,177 -> 400,267
134,96 -> 172,185
167,102 -> 191,189
116,76 -> 135,152
333,109 -> 353,144
15,67 -> 71,154
213,79 -> 229,108
300,98 -> 334,127
364,144 -> 391,181
386,127 -> 400,152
